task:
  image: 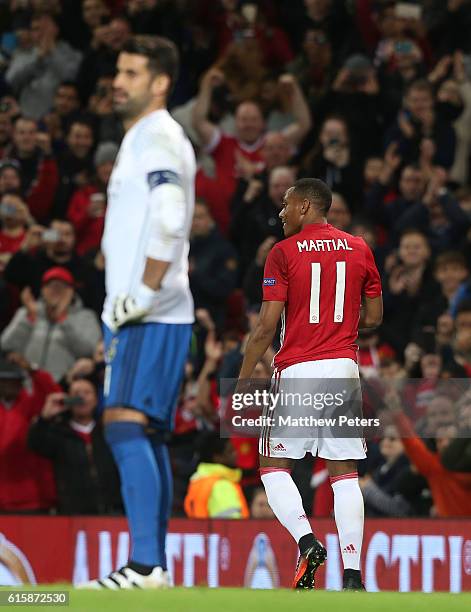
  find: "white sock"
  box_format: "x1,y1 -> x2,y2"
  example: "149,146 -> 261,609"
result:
331,473 -> 364,570
260,468 -> 312,543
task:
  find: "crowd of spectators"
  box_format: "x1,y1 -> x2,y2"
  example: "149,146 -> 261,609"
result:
1,0 -> 471,519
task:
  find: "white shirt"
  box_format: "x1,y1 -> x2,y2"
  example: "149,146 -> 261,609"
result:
102,109 -> 196,326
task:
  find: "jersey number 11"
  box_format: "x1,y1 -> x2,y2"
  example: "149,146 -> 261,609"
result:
309,262 -> 346,324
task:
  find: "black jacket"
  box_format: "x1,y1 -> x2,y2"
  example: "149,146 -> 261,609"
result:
393,192 -> 471,253
4,249 -> 104,315
364,181 -> 419,233
28,417 -> 122,515
382,265 -> 440,354
230,194 -> 284,277
189,228 -> 238,329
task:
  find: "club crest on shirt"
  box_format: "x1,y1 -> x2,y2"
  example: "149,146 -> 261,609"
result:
263,278 -> 276,286
106,337 -> 119,364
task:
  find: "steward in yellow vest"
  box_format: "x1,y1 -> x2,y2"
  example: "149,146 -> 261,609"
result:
184,434 -> 249,518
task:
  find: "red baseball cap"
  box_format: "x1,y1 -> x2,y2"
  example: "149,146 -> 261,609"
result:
41,266 -> 75,287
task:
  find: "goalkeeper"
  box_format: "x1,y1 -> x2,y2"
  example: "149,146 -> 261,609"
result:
82,35 -> 195,590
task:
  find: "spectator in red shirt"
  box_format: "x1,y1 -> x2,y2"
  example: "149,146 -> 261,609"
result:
67,141 -> 117,256
192,68 -> 311,233
0,354 -> 58,512
0,194 -> 34,273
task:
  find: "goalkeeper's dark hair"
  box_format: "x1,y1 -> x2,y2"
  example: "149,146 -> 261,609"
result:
122,35 -> 179,94
291,178 -> 333,215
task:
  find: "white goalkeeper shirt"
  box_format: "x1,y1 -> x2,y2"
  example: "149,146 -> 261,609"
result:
101,109 -> 196,327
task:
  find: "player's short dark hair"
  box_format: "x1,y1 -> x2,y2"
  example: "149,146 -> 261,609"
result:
291,178 -> 333,215
122,35 -> 179,94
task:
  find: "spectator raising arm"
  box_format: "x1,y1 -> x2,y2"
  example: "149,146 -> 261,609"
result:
278,74 -> 312,148
192,68 -> 226,149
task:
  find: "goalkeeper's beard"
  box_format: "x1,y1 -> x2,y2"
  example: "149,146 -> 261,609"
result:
113,92 -> 153,121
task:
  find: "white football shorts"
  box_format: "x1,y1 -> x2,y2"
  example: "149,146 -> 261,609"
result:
258,358 -> 367,460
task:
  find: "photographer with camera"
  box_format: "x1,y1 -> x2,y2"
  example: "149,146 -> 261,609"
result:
301,115 -> 363,210
1,266 -> 101,381
28,377 -> 122,515
4,218 -> 102,312
321,54 -> 384,160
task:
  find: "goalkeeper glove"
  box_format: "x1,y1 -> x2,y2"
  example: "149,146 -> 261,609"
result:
112,283 -> 158,329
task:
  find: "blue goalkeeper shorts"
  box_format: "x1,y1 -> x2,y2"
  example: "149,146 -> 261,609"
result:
103,322 -> 192,430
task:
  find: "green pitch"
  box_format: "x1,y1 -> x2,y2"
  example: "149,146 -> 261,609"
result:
2,587 -> 471,612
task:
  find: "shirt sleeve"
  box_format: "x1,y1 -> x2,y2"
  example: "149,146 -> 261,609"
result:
362,242 -> 382,298
262,245 -> 288,302
139,127 -> 182,179
138,127 -> 187,262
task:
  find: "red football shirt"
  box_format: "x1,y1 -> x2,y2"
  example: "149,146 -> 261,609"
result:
196,132 -> 264,234
262,223 -> 382,371
0,230 -> 25,254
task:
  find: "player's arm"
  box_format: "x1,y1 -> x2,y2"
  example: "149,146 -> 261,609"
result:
359,295 -> 383,330
112,164 -> 187,329
238,244 -> 287,379
359,242 -> 383,330
239,300 -> 285,379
